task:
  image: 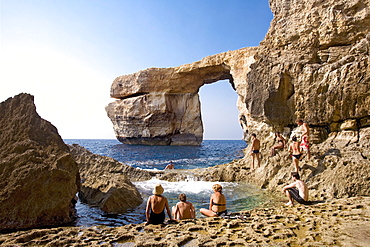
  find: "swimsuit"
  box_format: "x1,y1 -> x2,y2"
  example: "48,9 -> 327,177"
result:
212,200 -> 226,206
292,154 -> 302,159
287,188 -> 308,205
300,136 -> 309,151
252,150 -> 259,154
149,209 -> 165,224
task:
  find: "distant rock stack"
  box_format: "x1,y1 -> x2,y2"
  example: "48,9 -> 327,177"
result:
0,93 -> 80,232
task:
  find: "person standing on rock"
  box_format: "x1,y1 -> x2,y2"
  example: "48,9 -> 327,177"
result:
270,132 -> 286,156
282,172 -> 309,206
250,133 -> 261,170
288,135 -> 303,173
200,184 -> 227,217
145,184 -> 173,225
296,119 -> 311,159
172,193 -> 195,220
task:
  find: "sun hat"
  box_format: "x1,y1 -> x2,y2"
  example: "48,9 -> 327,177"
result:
153,184 -> 164,195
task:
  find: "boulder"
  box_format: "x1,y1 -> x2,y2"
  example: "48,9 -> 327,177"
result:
68,144 -> 149,213
0,93 -> 80,231
79,174 -> 143,214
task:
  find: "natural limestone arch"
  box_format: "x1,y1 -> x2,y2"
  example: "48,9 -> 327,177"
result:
106,47 -> 258,145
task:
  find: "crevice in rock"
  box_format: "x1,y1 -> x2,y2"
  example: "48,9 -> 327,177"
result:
115,92 -> 149,100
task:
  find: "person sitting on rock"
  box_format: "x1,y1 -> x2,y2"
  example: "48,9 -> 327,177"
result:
200,184 -> 227,217
270,132 -> 286,156
145,184 -> 173,224
172,193 -> 195,220
282,172 -> 309,206
288,135 -> 303,173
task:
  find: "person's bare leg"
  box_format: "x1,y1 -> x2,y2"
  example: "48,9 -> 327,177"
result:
200,208 -> 217,217
285,190 -> 294,206
251,153 -> 255,170
293,158 -> 299,173
257,153 -> 261,168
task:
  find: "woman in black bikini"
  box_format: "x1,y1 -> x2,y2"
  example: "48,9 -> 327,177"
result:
288,135 -> 303,173
200,184 -> 227,217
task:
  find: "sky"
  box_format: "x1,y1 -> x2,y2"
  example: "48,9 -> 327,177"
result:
0,0 -> 273,140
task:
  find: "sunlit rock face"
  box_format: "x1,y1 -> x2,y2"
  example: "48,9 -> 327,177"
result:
107,0 -> 369,147
106,47 -> 257,145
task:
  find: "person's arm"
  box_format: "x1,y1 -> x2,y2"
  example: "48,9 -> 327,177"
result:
250,139 -> 255,152
288,143 -> 292,153
190,203 -> 196,219
209,195 -> 214,211
173,203 -> 179,220
282,181 -> 297,193
165,198 -> 173,221
145,197 -> 151,223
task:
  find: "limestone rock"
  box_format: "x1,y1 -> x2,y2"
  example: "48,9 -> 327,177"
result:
0,93 -> 80,231
79,174 -> 143,214
106,48 -> 257,145
106,92 -> 203,145
68,144 -> 148,213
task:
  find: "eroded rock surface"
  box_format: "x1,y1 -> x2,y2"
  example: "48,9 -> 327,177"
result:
106,47 -> 257,145
68,144 -> 152,214
0,94 -> 80,231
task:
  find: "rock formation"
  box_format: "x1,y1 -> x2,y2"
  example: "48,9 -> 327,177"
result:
107,0 -> 370,199
107,0 -> 369,147
0,93 -> 80,231
68,144 -> 152,213
106,47 -> 257,145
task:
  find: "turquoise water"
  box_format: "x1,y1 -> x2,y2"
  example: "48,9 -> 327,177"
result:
64,139 -> 269,226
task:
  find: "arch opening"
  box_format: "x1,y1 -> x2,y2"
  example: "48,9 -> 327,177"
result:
199,79 -> 242,140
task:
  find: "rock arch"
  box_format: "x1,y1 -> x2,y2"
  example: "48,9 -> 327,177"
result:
106,47 -> 257,145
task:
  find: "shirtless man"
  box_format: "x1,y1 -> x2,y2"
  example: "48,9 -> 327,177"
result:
250,133 -> 261,170
145,184 -> 173,224
172,193 -> 195,220
296,119 -> 311,159
165,161 -> 175,170
282,172 -> 309,206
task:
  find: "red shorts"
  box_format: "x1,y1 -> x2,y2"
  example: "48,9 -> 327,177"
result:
300,136 -> 309,151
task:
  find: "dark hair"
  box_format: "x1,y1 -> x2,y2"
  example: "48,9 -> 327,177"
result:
292,135 -> 297,142
296,119 -> 304,124
251,133 -> 256,138
291,172 -> 300,179
179,193 -> 186,202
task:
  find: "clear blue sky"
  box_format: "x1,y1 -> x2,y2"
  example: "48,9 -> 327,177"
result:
0,0 -> 273,140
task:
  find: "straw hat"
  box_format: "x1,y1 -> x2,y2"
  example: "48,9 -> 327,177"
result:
153,184 -> 164,195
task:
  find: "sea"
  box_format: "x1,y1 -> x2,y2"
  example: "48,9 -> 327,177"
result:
64,139 -> 270,227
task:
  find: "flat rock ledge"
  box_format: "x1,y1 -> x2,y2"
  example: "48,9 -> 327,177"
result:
1,197 -> 369,246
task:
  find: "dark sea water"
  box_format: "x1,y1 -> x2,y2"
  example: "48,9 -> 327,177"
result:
64,139 -> 270,227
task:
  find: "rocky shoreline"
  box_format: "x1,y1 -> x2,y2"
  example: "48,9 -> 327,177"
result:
1,196 -> 369,246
